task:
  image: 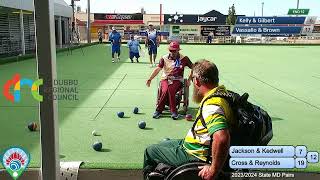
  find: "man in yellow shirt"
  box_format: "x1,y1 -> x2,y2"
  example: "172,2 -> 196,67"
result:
143,60 -> 236,180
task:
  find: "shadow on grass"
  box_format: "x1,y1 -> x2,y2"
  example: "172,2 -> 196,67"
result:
121,116 -> 131,119
122,61 -> 152,65
271,117 -> 284,121
100,148 -> 112,152
136,112 -> 146,115
183,107 -> 198,116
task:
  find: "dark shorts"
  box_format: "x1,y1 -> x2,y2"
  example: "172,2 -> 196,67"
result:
112,46 -> 120,54
148,45 -> 157,55
130,52 -> 140,59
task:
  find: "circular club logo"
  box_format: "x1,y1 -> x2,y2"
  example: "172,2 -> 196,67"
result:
168,13 -> 184,23
1,147 -> 30,180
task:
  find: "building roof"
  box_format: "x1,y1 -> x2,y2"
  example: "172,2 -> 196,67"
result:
54,0 -> 69,6
0,0 -> 72,17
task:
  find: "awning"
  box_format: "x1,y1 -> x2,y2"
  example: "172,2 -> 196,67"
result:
92,20 -> 144,25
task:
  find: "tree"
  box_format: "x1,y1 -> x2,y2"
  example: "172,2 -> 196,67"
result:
226,4 -> 236,25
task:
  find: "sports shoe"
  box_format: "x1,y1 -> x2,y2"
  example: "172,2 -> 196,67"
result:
112,59 -> 115,63
171,113 -> 179,120
153,111 -> 161,119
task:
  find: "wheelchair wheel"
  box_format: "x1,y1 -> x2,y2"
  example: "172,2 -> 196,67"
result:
165,162 -> 232,180
175,92 -> 182,110
156,81 -> 162,108
182,79 -> 189,114
165,162 -> 208,180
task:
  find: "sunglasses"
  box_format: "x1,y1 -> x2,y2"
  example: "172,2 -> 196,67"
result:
169,50 -> 178,53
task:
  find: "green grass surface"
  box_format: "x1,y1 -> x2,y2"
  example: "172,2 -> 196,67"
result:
0,44 -> 319,171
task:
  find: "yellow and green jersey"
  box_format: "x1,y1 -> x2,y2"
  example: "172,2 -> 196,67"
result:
183,85 -> 236,162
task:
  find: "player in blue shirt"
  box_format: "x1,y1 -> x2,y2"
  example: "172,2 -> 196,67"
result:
145,23 -> 160,67
127,35 -> 141,63
109,27 -> 122,63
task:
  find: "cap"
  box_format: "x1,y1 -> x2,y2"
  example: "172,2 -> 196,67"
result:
148,23 -> 153,26
112,27 -> 116,31
169,41 -> 180,51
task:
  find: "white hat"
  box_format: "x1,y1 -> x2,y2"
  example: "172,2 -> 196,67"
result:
148,23 -> 153,26
134,35 -> 138,40
112,27 -> 116,31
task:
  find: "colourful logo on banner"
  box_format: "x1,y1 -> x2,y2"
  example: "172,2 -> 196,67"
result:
1,147 -> 30,180
3,74 -> 43,103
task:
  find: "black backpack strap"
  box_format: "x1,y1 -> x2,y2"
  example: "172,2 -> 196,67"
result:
191,90 -> 234,138
206,135 -> 213,164
190,90 -> 236,163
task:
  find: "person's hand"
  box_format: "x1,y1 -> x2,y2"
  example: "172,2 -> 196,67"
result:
146,79 -> 152,87
198,165 -> 215,180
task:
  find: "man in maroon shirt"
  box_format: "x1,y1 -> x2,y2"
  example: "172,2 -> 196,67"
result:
146,41 -> 193,120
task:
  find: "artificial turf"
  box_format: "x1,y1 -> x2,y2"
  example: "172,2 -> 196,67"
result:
0,44 -> 319,171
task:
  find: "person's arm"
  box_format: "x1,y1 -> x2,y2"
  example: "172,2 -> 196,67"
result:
145,31 -> 149,48
109,33 -> 112,42
185,56 -> 193,86
187,68 -> 193,87
146,67 -> 162,87
157,31 -> 160,47
147,58 -> 164,87
198,129 -> 230,180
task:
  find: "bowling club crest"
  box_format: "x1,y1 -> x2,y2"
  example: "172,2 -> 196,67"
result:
1,147 -> 30,180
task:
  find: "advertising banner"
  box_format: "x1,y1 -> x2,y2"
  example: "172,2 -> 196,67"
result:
171,25 -> 200,35
201,26 -> 231,36
164,10 -> 226,25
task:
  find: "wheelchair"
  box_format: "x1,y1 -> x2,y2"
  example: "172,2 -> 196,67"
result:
156,78 -> 189,114
148,161 -> 232,180
166,162 -> 231,180
147,116 -> 273,180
